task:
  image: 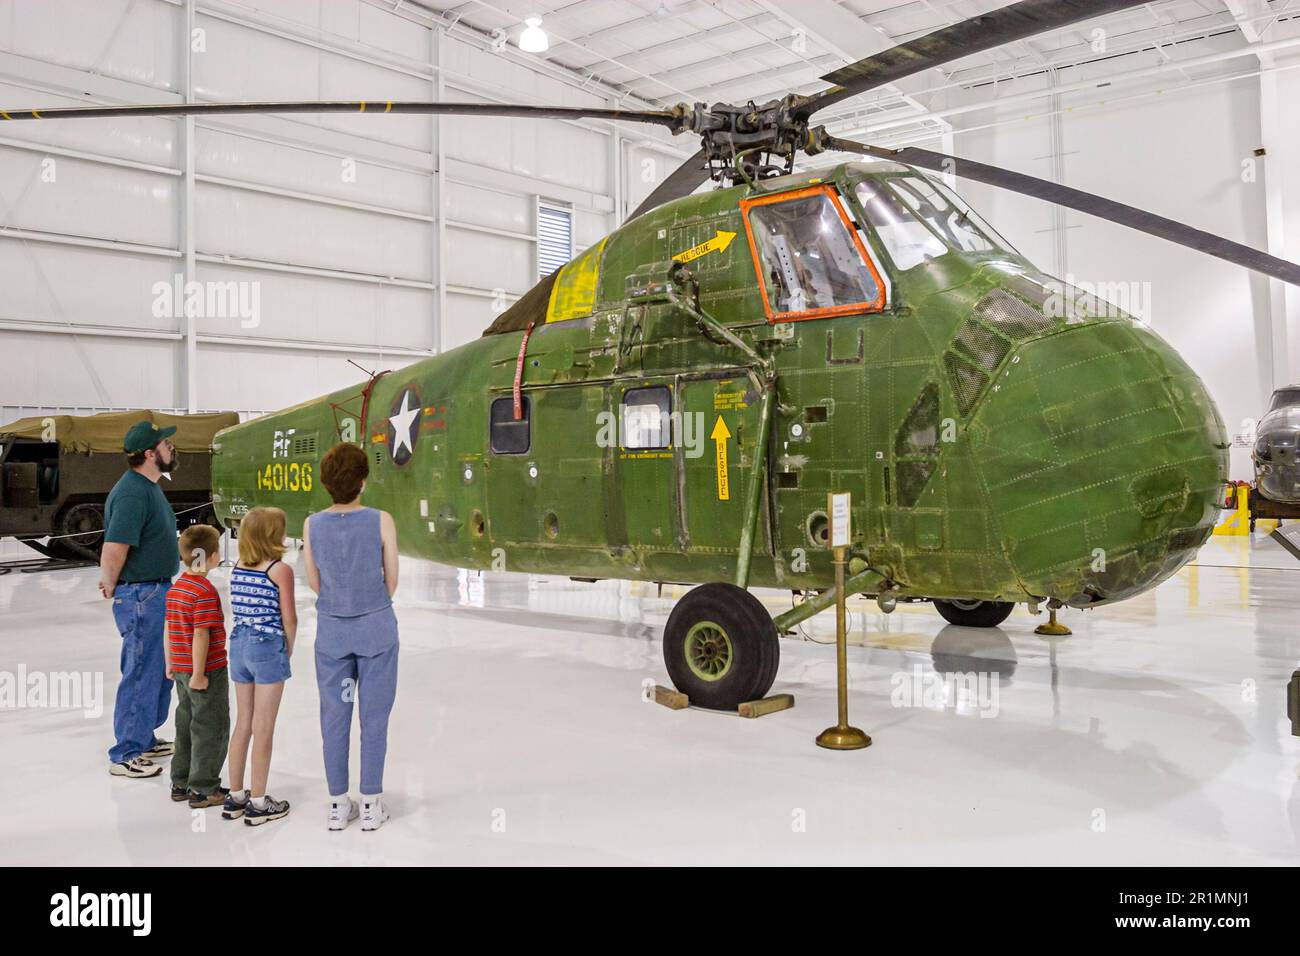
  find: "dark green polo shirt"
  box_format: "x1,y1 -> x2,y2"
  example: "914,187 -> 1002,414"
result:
103,470 -> 179,583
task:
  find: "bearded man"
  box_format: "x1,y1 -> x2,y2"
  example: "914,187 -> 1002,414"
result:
100,420 -> 183,778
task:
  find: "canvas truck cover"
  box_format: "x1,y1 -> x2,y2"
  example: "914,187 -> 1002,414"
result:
0,410 -> 240,453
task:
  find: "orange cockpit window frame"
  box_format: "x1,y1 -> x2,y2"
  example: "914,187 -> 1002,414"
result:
739,183 -> 887,324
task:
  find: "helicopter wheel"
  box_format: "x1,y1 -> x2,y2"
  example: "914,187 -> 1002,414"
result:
932,599 -> 1014,628
663,583 -> 779,710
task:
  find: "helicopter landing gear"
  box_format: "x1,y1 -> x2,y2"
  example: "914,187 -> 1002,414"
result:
932,598 -> 1014,628
663,583 -> 779,710
1034,602 -> 1072,637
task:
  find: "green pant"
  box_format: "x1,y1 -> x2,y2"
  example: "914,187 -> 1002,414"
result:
171,666 -> 230,794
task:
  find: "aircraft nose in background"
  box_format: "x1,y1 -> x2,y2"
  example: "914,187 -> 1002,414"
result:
967,317 -> 1228,607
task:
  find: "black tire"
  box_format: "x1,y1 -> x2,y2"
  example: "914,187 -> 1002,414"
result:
932,599 -> 1015,628
54,501 -> 105,561
174,503 -> 216,530
663,582 -> 779,710
47,540 -> 89,562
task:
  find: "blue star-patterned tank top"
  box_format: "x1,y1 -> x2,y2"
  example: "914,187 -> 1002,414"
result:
229,560 -> 285,637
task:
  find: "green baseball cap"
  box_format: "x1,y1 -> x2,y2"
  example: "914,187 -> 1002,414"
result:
123,420 -> 178,454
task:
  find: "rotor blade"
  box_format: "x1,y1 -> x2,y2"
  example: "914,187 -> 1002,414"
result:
799,0 -> 1151,118
627,146 -> 712,220
0,99 -> 678,127
823,136 -> 1300,287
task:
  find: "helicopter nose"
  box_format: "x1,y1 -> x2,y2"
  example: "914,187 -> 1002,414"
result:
967,314 -> 1227,607
1255,408 -> 1300,503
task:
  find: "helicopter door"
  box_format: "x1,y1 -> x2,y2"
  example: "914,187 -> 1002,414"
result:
611,379 -> 681,552
485,384 -> 608,553
677,371 -> 771,559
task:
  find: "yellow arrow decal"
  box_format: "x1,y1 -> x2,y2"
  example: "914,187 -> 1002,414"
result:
673,229 -> 737,264
711,415 -> 731,501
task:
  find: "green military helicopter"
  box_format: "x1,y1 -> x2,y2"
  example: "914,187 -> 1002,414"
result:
16,0 -> 1300,709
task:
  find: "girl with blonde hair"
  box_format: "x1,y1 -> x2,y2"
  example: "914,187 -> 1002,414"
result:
223,506 -> 297,826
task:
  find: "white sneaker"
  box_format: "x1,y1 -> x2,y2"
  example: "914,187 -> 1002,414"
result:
360,796 -> 389,831
141,739 -> 174,760
328,797 -> 359,831
110,757 -> 163,778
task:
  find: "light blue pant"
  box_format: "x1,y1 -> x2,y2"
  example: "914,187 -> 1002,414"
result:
108,581 -> 173,764
315,642 -> 398,796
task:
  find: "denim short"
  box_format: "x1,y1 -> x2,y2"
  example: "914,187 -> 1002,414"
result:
228,623 -> 292,685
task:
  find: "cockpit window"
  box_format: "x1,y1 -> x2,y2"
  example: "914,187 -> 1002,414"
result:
741,185 -> 885,322
853,180 -> 947,271
854,175 -> 1011,271
889,177 -> 995,253
1270,387 -> 1300,411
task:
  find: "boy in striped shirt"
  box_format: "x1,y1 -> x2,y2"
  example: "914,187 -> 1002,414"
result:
165,525 -> 231,809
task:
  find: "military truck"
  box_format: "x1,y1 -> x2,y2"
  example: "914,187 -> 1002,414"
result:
0,410 -> 239,561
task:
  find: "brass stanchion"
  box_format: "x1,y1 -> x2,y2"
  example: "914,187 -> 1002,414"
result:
816,492 -> 871,751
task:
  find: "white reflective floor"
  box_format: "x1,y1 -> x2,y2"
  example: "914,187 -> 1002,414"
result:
1,534 -> 1298,866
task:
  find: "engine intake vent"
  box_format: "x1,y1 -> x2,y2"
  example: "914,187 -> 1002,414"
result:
973,287 -> 1057,340
943,287 -> 1059,418
945,353 -> 988,417
952,319 -> 1011,374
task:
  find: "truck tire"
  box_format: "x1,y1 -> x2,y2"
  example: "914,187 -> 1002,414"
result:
54,501 -> 105,561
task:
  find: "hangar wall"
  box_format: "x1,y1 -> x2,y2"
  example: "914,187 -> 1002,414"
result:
0,0 -> 687,423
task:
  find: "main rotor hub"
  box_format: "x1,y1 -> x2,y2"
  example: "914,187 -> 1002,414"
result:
673,95 -> 811,184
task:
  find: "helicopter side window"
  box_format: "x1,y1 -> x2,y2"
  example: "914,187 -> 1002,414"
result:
490,396 -> 531,455
621,386 -> 672,450
741,185 -> 886,322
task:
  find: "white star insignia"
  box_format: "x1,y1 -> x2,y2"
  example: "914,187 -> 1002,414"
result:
389,392 -> 420,458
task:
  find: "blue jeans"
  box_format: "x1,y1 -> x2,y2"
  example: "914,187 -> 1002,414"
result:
108,581 -> 173,764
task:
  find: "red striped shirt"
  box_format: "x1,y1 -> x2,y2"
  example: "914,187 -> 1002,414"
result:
165,573 -> 227,673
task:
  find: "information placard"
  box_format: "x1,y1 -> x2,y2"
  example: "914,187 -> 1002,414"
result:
829,492 -> 851,549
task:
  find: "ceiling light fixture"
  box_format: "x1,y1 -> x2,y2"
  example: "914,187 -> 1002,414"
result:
518,16 -> 549,53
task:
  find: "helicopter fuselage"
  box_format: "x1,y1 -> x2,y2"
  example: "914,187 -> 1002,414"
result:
211,162 -> 1228,610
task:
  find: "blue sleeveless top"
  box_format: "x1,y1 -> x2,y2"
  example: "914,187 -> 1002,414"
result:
229,560 -> 285,637
308,508 -> 392,618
